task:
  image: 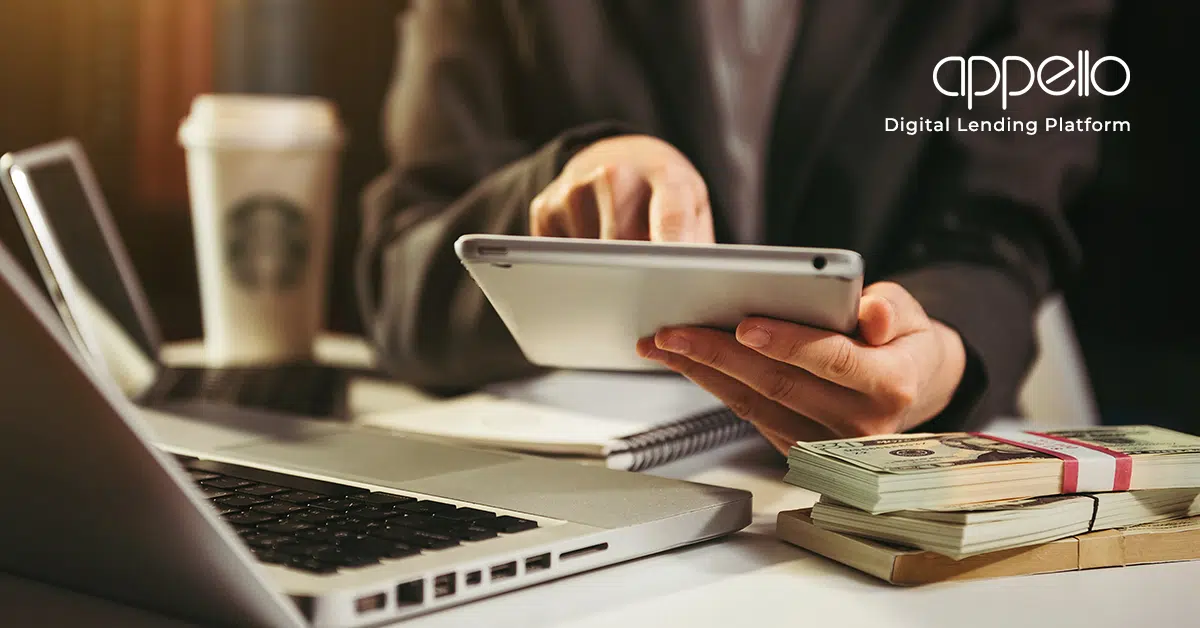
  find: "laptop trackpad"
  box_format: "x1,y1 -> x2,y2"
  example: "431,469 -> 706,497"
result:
215,430 -> 520,485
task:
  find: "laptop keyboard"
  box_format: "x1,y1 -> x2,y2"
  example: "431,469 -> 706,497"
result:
177,457 -> 539,575
170,363 -> 342,417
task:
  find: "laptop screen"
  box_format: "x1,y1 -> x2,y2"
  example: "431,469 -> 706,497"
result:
18,158 -> 159,361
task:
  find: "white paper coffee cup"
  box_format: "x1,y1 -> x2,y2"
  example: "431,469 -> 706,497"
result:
179,94 -> 344,366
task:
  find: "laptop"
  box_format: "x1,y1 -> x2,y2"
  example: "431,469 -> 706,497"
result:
0,215 -> 752,625
0,138 -> 353,418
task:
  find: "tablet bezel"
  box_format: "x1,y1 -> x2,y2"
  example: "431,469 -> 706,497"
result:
455,235 -> 865,372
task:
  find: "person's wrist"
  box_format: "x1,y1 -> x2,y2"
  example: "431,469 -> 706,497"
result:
922,321 -> 968,423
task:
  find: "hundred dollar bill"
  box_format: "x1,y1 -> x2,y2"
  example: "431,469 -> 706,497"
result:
791,425 -> 1200,475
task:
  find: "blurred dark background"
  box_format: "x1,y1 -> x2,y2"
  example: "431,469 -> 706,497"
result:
0,0 -> 406,338
1060,1 -> 1199,432
0,0 -> 1194,429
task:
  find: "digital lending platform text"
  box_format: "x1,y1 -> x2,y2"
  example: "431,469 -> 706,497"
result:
884,116 -> 1130,136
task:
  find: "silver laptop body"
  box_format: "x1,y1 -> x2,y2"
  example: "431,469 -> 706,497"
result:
0,148 -> 752,627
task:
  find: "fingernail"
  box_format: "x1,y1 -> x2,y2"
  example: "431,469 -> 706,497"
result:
738,327 -> 771,348
659,334 -> 691,354
640,348 -> 667,361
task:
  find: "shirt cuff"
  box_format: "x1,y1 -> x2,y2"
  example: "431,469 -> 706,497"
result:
889,263 -> 1038,431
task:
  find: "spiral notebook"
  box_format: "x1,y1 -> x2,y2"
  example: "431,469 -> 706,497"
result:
355,371 -> 753,471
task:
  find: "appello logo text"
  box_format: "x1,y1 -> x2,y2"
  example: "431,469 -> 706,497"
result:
934,51 -> 1130,110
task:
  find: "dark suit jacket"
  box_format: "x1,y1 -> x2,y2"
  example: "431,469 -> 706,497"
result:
358,0 -> 1113,429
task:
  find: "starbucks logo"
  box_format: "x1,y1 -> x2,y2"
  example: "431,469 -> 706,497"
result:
889,448 -> 934,457
225,195 -> 309,290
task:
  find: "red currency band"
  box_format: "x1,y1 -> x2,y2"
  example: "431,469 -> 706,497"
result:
973,432 -> 1082,492
968,431 -> 1134,493
1025,431 -> 1133,492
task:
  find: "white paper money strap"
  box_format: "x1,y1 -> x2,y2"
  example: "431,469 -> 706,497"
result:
971,431 -> 1134,493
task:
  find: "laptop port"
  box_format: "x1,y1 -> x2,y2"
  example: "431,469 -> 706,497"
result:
490,561 -> 517,581
525,553 -> 551,573
396,580 -> 423,606
560,543 -> 608,561
465,570 -> 482,586
434,573 -> 456,598
354,593 -> 386,614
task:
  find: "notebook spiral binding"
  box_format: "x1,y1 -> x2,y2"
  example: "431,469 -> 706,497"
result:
613,407 -> 755,471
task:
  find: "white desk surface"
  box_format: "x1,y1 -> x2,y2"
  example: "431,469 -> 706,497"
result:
4,337 -> 1198,627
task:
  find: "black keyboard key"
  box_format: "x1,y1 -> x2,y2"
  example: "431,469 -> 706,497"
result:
251,502 -> 307,516
289,557 -> 338,574
310,498 -> 365,512
225,511 -> 278,526
350,506 -> 397,521
202,477 -> 254,490
212,504 -> 244,516
252,549 -> 291,565
274,490 -> 325,505
215,494 -> 270,509
296,527 -> 351,544
289,509 -> 345,525
444,526 -> 499,542
476,515 -> 538,534
259,520 -> 315,535
327,517 -> 376,533
276,543 -> 333,558
237,484 -> 288,497
378,545 -> 421,560
391,500 -> 457,515
199,486 -> 234,499
244,533 -> 299,549
309,548 -> 380,568
396,518 -> 466,538
368,526 -> 459,550
435,507 -> 497,522
184,459 -> 368,497
188,470 -> 220,482
353,492 -> 415,506
339,557 -> 384,569
335,535 -> 420,559
384,513 -> 441,529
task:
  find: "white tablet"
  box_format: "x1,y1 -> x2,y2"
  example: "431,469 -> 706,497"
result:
455,235 -> 864,371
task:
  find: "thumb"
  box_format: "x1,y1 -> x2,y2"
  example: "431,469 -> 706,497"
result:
857,282 -> 928,346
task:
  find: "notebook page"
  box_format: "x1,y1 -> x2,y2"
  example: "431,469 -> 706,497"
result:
356,371 -> 725,456
485,370 -> 723,426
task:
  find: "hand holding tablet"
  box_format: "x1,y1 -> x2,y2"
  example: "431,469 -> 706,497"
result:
637,280 -> 968,453
456,235 -> 863,370
456,234 -> 968,452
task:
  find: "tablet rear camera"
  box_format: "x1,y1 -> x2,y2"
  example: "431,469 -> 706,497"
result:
812,256 -> 827,270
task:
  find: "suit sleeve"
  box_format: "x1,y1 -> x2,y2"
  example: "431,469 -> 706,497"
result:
888,0 -> 1114,429
357,0 -> 628,391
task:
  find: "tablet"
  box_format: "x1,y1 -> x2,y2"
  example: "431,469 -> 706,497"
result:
455,235 -> 864,371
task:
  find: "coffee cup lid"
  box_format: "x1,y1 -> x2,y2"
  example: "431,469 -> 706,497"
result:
178,94 -> 345,150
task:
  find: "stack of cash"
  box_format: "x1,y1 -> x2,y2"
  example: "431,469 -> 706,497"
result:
784,425 -> 1200,558
810,489 -> 1200,559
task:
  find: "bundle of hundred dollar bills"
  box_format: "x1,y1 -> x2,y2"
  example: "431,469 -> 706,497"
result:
781,425 -> 1200,561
